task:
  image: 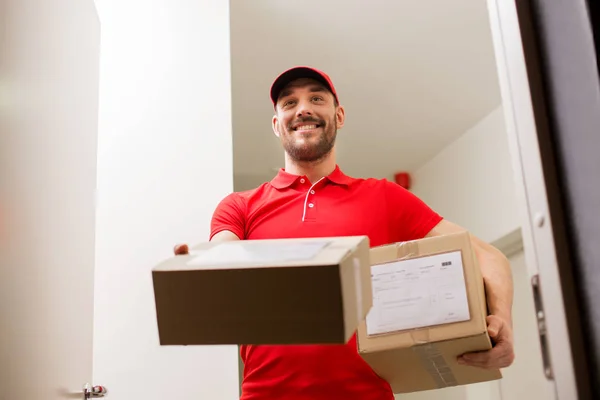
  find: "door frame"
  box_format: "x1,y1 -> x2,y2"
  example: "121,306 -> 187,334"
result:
487,0 -> 596,399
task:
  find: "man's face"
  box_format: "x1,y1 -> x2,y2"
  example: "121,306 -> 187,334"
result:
272,78 -> 345,163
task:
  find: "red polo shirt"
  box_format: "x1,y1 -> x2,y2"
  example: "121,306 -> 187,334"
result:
210,165 -> 443,400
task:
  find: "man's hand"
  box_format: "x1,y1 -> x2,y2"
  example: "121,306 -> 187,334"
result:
173,244 -> 189,255
173,231 -> 240,256
458,315 -> 515,369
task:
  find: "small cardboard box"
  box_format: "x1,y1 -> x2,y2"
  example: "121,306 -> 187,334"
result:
152,236 -> 372,346
357,231 -> 502,394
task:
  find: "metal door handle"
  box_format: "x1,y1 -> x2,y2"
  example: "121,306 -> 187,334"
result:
531,274 -> 554,380
83,383 -> 108,398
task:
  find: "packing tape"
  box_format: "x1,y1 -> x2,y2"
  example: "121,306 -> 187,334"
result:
409,326 -> 432,345
394,240 -> 420,261
412,343 -> 458,388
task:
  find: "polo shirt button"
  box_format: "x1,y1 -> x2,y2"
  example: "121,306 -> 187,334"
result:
310,190 -> 315,194
308,203 -> 314,208
300,178 -> 305,183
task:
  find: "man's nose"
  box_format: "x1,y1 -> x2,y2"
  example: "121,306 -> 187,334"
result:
296,100 -> 314,117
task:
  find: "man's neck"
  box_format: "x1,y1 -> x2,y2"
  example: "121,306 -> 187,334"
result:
284,154 -> 337,184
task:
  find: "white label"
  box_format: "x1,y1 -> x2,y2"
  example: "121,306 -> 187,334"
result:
186,240 -> 331,267
365,251 -> 470,336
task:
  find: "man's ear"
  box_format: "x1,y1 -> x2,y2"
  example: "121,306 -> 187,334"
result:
336,105 -> 346,129
272,114 -> 281,138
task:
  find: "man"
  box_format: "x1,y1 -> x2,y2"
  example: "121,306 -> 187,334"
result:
174,66 -> 515,400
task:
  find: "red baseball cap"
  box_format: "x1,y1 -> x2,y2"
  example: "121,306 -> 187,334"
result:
270,66 -> 339,106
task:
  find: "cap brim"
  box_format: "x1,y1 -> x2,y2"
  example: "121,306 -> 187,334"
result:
270,67 -> 337,105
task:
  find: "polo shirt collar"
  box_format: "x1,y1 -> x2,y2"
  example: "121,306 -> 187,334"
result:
270,165 -> 353,189
327,165 -> 354,186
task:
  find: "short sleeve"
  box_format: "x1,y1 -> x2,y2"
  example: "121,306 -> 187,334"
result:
385,180 -> 443,241
210,192 -> 247,240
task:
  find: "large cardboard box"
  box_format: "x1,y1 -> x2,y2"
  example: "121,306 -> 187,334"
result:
152,236 -> 372,346
357,231 -> 502,394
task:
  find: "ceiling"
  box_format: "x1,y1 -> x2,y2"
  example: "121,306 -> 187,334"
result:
229,0 -> 501,189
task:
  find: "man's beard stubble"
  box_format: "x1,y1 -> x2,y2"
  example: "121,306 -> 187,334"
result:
281,116 -> 337,163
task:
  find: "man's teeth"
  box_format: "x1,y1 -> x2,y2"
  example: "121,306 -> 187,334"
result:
296,125 -> 317,131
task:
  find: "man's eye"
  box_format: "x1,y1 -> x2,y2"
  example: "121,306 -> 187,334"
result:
283,100 -> 296,107
312,96 -> 323,101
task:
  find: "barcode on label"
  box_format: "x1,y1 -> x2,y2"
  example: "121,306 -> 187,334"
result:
442,261 -> 452,266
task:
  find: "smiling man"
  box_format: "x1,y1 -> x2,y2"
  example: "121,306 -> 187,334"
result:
271,72 -> 342,169
174,66 -> 515,400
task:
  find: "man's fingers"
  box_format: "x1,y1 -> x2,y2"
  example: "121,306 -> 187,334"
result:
458,351 -> 499,369
174,244 -> 189,255
457,315 -> 515,370
458,342 -> 514,369
459,349 -> 492,364
459,353 -> 513,369
486,315 -> 503,338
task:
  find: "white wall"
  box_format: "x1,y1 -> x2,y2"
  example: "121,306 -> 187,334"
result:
234,171 -> 274,191
411,106 -> 519,244
92,1 -> 239,399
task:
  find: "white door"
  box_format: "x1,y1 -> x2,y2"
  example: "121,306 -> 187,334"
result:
0,0 -> 100,398
497,250 -> 555,400
91,0 -> 239,398
487,0 -> 574,398
463,247 -> 555,400
1,0 -> 239,399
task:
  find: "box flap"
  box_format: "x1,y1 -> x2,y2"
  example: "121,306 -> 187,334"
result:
153,236 -> 367,271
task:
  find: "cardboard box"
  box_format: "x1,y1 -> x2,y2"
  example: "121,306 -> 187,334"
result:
152,236 -> 372,346
357,231 -> 502,394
